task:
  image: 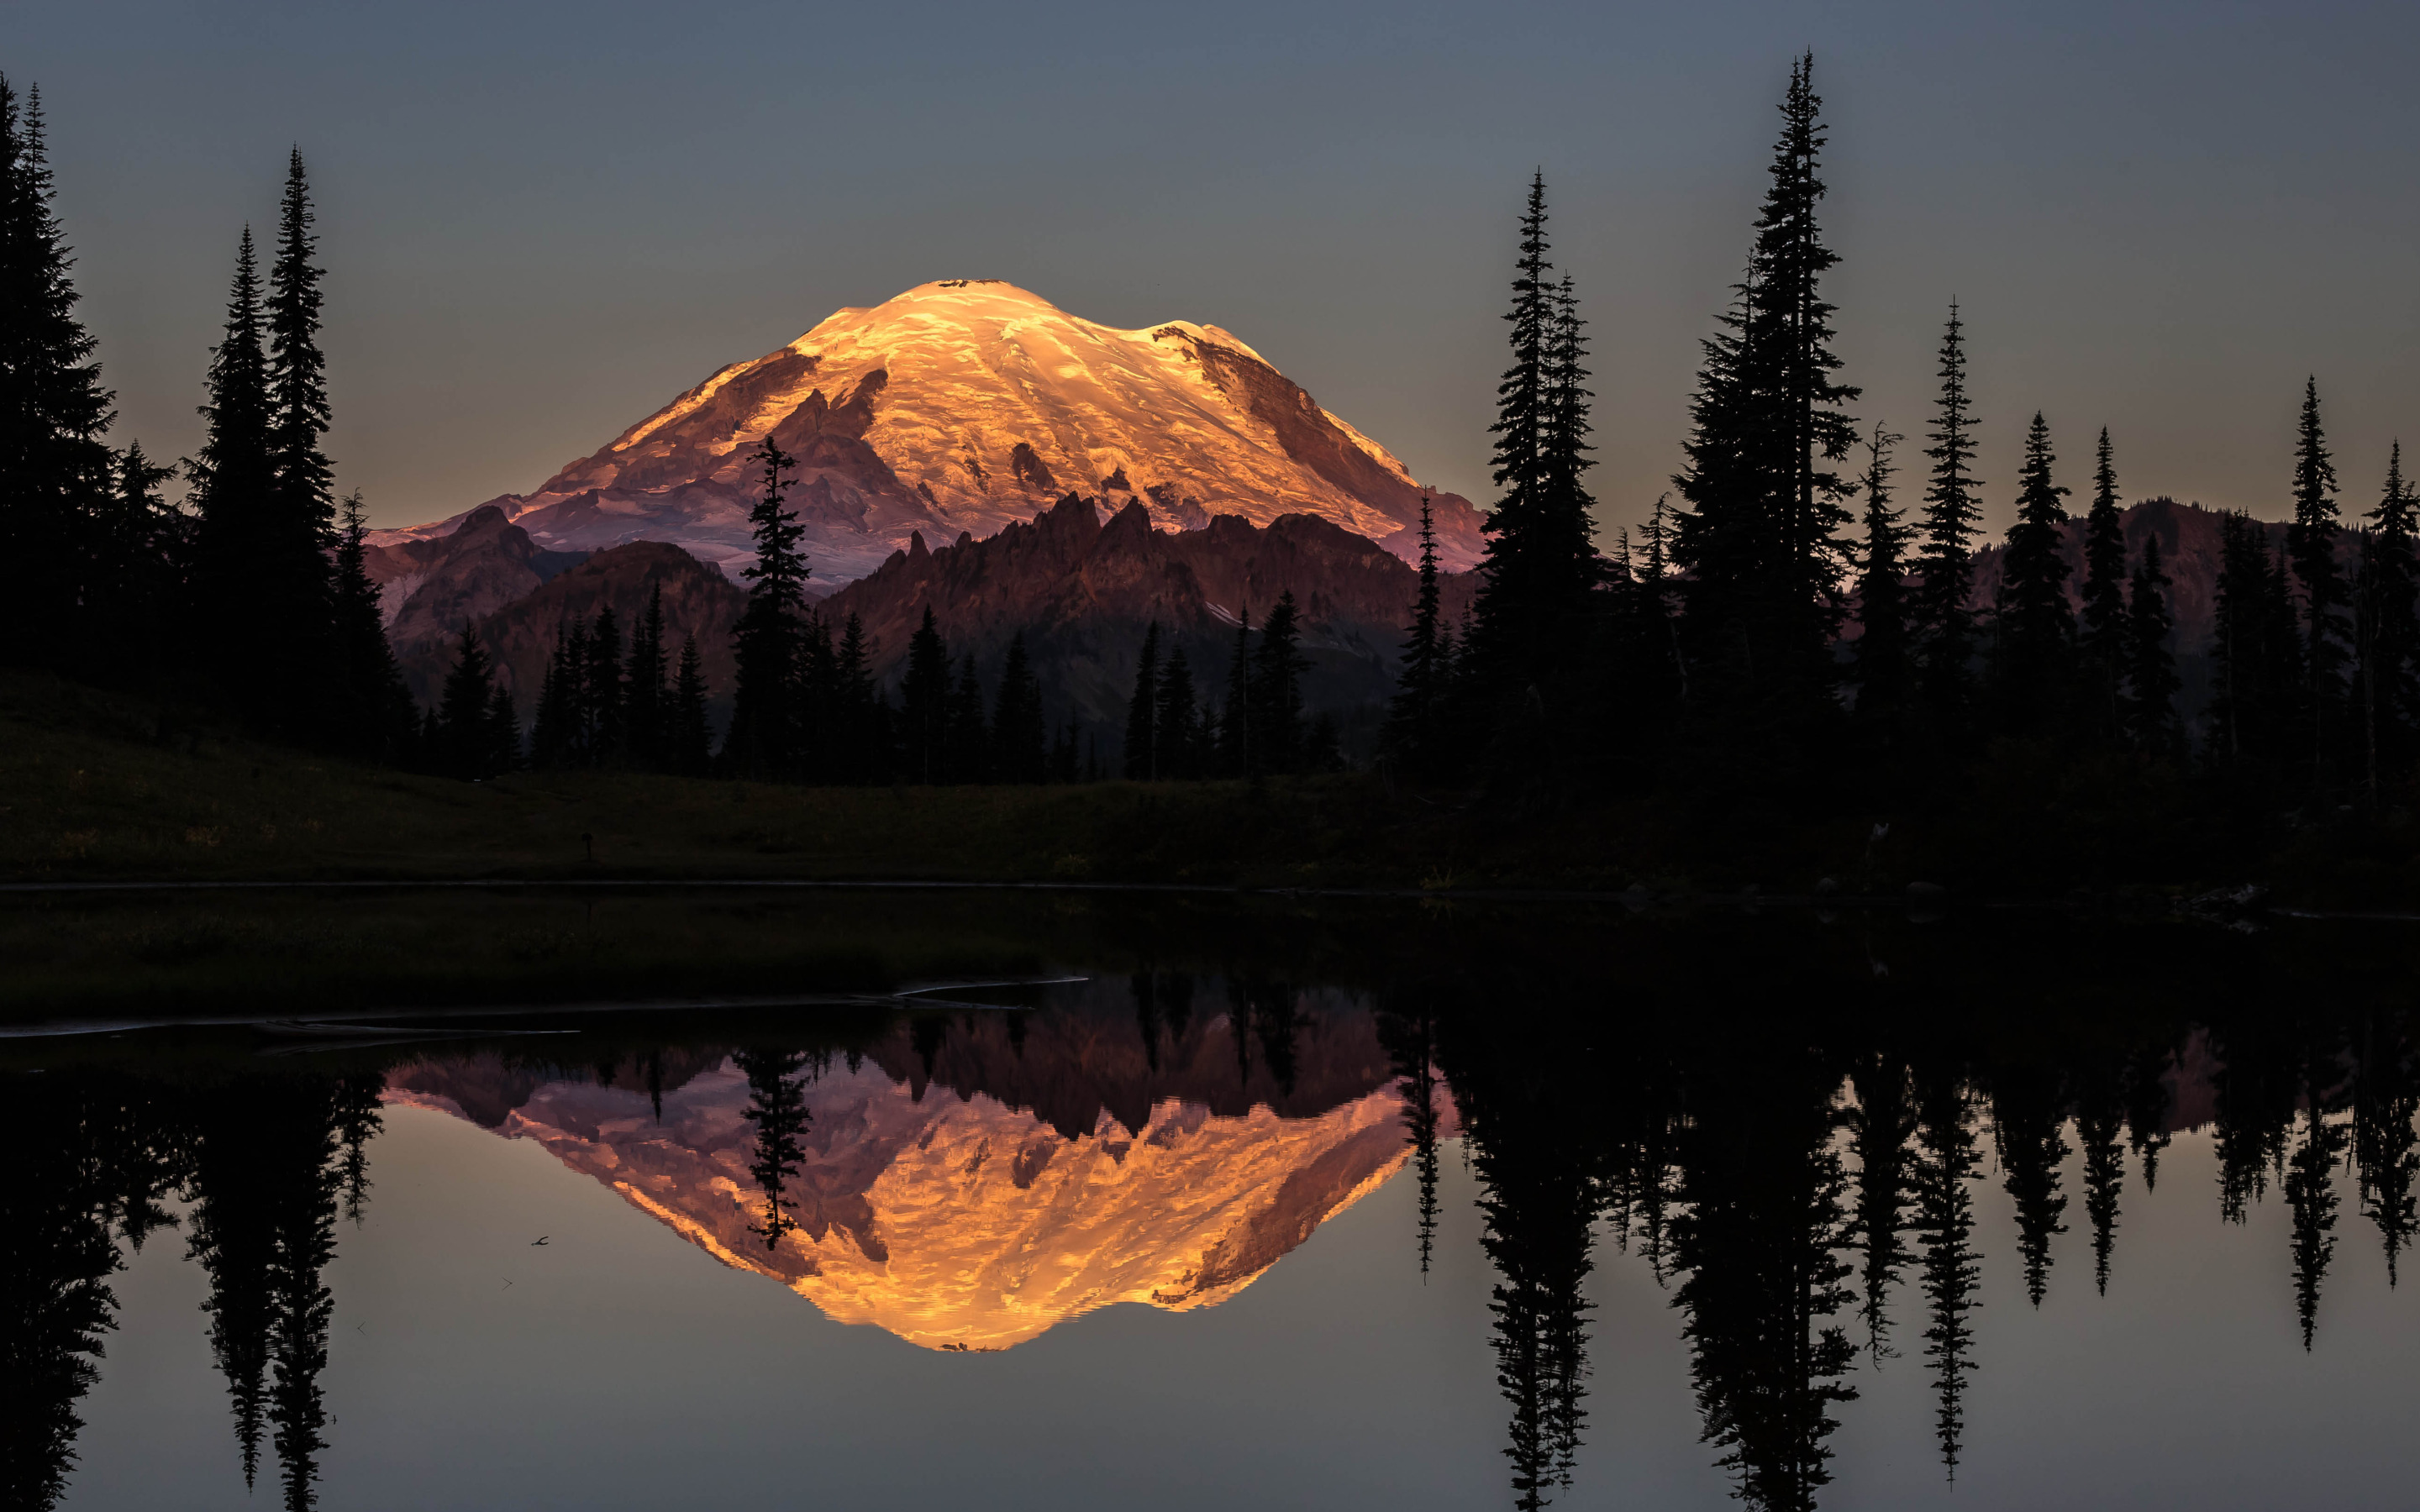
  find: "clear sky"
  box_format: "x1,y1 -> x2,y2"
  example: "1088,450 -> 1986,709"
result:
13,0 -> 2420,533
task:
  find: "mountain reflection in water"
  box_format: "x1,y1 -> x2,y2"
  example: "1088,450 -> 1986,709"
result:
9,915 -> 2420,1511
381,981 -> 1433,1351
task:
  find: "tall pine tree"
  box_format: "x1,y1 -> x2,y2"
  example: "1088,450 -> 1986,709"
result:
624,581 -> 668,770
1250,591 -> 1308,774
1155,645 -> 1200,780
2077,428 -> 2128,743
1462,172 -> 1602,776
669,635 -> 712,775
901,606 -> 950,784
260,149 -> 337,735
0,78 -> 116,675
327,490 -> 413,759
2211,512 -> 2303,767
1671,55 -> 1859,763
2125,535 -> 2182,757
2354,444 -> 2420,795
1914,303 -> 1982,741
2287,377 -> 2349,784
724,435 -> 809,778
1383,496 -> 1453,777
992,631 -> 1047,784
1123,622 -> 1161,780
189,228 -> 278,713
1990,412 -> 2074,736
1849,423 -> 1909,738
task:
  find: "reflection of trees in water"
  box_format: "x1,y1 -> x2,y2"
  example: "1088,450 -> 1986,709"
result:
2211,1016 -> 2300,1223
1990,1065 -> 2070,1309
2,1068 -> 376,1512
2286,1034 -> 2348,1351
187,1073 -> 381,1510
1845,1056 -> 1917,1359
736,1047 -> 817,1251
0,1074 -> 158,1511
1910,1067 -> 1981,1481
1665,1053 -> 1858,1512
2354,1012 -> 2419,1285
1443,1021 -> 1602,1511
1381,1006 -> 1445,1276
24,956 -> 2420,1512
1228,978 -> 1302,1097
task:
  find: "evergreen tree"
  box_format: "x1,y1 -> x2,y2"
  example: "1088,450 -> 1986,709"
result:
530,622 -> 574,769
1250,591 -> 1308,774
1990,412 -> 2074,735
1915,304 -> 1983,738
1218,608 -> 1253,778
625,581 -> 668,771
1671,55 -> 1859,752
1123,622 -> 1161,780
1992,1070 -> 2071,1308
1462,174 -> 1602,773
260,148 -> 337,732
2354,444 -> 2420,795
434,626 -> 503,779
188,229 -> 279,718
1846,1056 -> 1917,1362
583,605 -> 625,764
2211,514 -> 2303,767
1849,424 -> 1909,736
2077,428 -> 2129,741
1383,496 -> 1452,776
2125,536 -> 2182,756
1049,718 -> 1080,783
77,439 -> 175,687
944,652 -> 989,782
1913,1069 -> 1982,1479
2287,377 -> 2349,781
832,612 -> 883,783
990,633 -> 1047,784
901,606 -> 950,784
724,435 -> 809,779
485,680 -> 520,774
0,78 -> 116,675
1155,645 -> 1199,780
669,635 -> 712,775
327,490 -> 413,760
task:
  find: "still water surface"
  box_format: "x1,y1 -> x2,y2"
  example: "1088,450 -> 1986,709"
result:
13,900 -> 2420,1509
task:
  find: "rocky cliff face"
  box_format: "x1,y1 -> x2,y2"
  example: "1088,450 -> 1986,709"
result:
822,491 -> 1480,727
371,279 -> 1485,587
454,540 -> 746,709
361,504 -> 587,703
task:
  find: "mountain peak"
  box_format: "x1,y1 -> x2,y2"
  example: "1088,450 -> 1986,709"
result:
377,281 -> 1485,588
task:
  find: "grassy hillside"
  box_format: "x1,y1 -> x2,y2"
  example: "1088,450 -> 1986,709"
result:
0,671 -> 1642,890
6,670 -> 2412,906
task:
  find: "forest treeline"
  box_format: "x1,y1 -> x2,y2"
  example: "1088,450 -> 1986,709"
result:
1378,53 -> 2420,827
8,56 -> 2417,833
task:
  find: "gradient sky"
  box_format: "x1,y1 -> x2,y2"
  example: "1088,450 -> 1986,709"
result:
13,0 -> 2420,535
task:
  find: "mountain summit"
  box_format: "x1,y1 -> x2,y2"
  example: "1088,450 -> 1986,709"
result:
375,280 -> 1485,585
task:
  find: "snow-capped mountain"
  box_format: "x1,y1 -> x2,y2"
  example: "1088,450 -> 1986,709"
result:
373,280 -> 1485,586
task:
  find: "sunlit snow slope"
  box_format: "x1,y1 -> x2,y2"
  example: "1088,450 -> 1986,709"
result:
376,280 -> 1483,585
387,1058 -> 1423,1352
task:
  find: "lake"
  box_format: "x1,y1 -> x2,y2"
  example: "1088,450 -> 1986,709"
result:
8,890 -> 2417,1510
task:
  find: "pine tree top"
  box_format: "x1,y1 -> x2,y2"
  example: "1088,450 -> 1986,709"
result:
2292,376 -> 2340,529
2375,440 -> 2416,543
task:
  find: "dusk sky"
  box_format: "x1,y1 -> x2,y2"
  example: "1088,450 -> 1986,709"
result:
14,0 -> 2420,535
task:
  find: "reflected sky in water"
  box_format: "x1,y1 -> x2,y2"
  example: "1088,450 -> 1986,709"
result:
14,911 -> 2420,1511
